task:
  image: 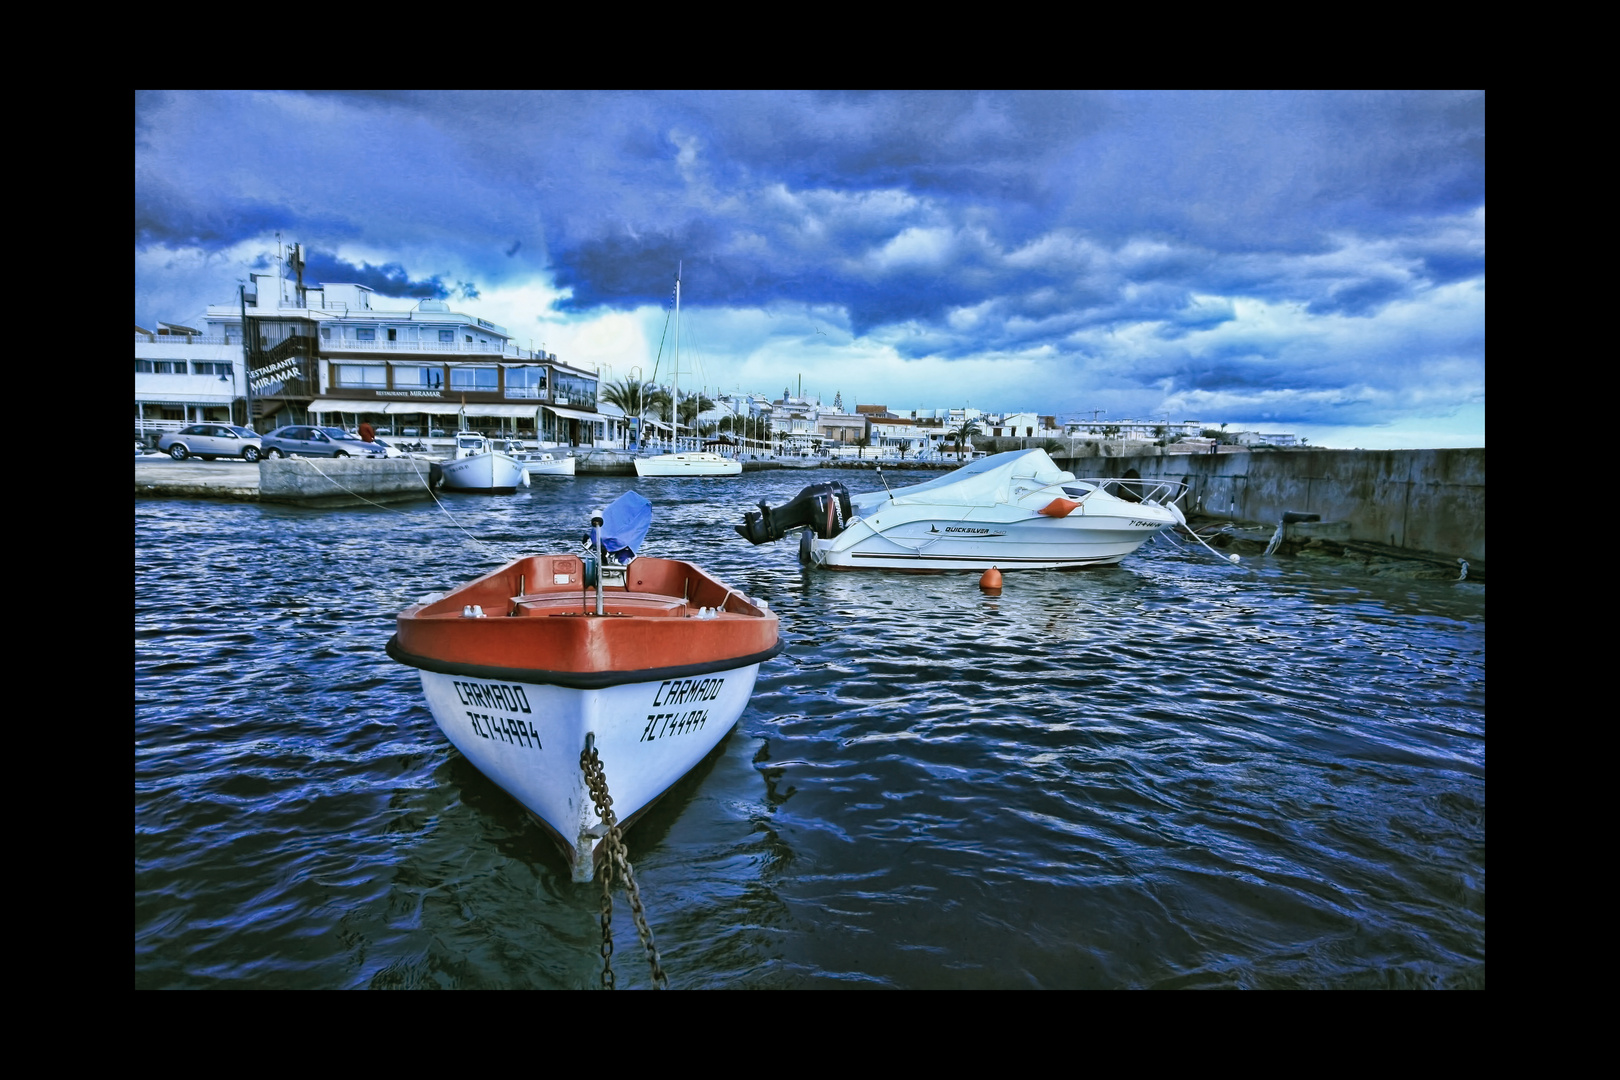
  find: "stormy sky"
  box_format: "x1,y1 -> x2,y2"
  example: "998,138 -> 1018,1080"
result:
135,90 -> 1484,448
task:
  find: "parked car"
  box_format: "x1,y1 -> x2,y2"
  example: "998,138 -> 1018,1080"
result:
259,425 -> 387,459
157,424 -> 263,462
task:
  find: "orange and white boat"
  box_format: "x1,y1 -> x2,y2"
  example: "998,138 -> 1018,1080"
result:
387,492 -> 780,880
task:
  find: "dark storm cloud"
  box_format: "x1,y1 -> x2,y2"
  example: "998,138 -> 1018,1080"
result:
301,250 -> 452,299
136,91 -> 1483,328
1307,277 -> 1410,317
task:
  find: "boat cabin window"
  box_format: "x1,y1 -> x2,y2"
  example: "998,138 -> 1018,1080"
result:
1061,485 -> 1095,498
459,437 -> 483,449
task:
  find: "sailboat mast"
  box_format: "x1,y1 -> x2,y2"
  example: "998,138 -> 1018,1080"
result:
673,265 -> 680,451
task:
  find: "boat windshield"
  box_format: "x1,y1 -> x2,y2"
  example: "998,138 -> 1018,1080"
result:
886,448 -> 1074,506
459,437 -> 483,449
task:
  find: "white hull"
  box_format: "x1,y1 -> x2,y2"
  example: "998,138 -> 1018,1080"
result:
806,504 -> 1178,570
418,664 -> 762,877
521,455 -> 576,476
634,452 -> 742,477
440,451 -> 528,491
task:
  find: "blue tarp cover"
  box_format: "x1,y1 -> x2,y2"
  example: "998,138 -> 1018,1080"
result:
590,491 -> 653,563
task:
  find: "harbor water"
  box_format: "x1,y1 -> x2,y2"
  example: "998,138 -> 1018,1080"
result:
135,470 -> 1485,988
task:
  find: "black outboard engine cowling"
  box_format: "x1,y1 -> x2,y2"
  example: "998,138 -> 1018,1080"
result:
735,481 -> 855,545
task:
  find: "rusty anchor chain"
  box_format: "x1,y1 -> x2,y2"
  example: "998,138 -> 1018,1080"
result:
580,740 -> 669,990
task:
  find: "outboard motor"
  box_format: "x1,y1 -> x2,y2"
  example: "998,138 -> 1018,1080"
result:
735,481 -> 854,545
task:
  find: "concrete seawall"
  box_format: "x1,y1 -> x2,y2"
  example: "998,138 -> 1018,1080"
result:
257,458 -> 438,507
1050,447 -> 1485,564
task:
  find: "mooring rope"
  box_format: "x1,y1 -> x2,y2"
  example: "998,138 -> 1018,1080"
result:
289,455 -> 519,563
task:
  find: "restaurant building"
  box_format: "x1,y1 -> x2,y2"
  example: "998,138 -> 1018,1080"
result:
137,250 -> 609,445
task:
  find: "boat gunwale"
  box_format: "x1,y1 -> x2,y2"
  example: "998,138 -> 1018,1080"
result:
386,634 -> 782,688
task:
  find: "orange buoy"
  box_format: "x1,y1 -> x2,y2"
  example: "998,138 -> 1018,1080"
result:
979,566 -> 1003,595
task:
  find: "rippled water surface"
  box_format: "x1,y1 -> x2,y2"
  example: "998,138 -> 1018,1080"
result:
135,470 -> 1485,988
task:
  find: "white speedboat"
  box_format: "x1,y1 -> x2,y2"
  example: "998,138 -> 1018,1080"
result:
437,431 -> 529,492
387,493 -> 780,881
504,440 -> 577,477
634,451 -> 741,477
734,448 -> 1187,570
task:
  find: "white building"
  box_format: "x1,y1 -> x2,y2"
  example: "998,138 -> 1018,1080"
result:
135,323 -> 250,440
984,412 -> 1059,439
1061,418 -> 1206,441
1232,430 -> 1298,447
137,247 -> 609,447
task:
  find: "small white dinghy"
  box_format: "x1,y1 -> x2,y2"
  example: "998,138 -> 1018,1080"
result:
512,441 -> 577,477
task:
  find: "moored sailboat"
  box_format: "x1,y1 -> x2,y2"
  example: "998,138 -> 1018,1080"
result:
634,267 -> 741,478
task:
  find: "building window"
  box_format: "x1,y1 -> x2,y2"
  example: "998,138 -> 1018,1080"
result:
505,366 -> 547,399
356,328 -> 375,341
321,327 -> 331,340
551,371 -> 598,409
450,367 -> 498,392
335,364 -> 387,387
387,328 -> 397,341
394,365 -> 444,389
135,360 -> 154,373
192,362 -> 234,376
464,335 -> 472,343
439,330 -> 454,343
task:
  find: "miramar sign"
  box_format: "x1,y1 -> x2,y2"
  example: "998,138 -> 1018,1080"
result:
248,355 -> 309,392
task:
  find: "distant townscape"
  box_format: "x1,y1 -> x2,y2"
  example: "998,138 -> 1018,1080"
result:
137,261 -> 1300,456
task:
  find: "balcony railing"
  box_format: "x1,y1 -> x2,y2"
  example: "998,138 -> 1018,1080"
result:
134,419 -> 187,435
321,339 -> 541,358
135,335 -> 234,345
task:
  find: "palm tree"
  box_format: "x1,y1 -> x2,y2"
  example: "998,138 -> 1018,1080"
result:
676,389 -> 715,431
600,377 -> 660,447
947,418 -> 982,462
600,377 -> 657,420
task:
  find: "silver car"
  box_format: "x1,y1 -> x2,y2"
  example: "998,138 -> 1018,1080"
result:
260,425 -> 387,459
157,424 -> 263,462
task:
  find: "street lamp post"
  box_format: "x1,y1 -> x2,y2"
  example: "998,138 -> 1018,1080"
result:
627,366 -> 644,450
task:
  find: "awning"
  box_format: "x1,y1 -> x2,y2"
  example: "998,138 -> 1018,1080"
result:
382,402 -> 464,416
455,403 -> 544,418
545,405 -> 605,423
311,399 -> 391,413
